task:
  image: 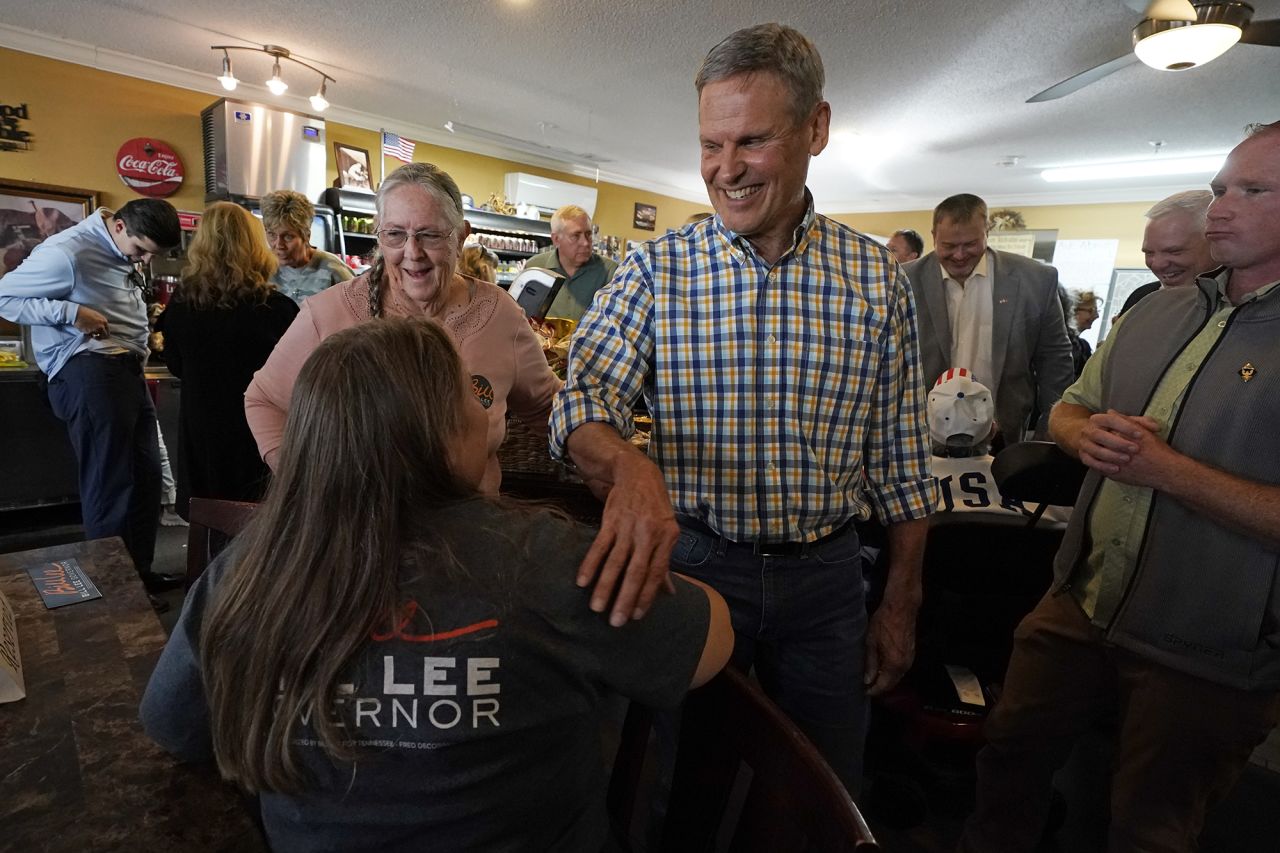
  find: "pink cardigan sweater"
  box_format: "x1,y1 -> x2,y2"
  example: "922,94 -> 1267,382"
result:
244,274 -> 561,494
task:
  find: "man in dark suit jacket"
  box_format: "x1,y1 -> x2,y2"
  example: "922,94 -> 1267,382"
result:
904,194 -> 1073,448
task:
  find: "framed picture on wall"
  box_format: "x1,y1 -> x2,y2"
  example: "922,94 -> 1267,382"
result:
633,203 -> 657,231
333,143 -> 373,191
1,179 -> 96,277
0,179 -> 98,358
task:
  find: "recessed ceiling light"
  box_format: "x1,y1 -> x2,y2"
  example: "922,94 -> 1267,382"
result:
1041,154 -> 1226,182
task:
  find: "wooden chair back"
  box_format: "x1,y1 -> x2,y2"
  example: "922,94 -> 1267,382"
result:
609,667 -> 879,852
184,498 -> 259,587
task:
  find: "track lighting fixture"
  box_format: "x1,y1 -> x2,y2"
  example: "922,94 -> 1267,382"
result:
209,44 -> 335,111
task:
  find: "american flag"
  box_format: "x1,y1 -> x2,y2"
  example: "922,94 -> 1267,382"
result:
382,131 -> 416,163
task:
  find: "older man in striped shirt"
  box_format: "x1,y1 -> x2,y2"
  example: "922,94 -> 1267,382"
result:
549,23 -> 935,790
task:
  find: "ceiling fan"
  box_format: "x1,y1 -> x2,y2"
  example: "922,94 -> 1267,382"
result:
1028,0 -> 1280,102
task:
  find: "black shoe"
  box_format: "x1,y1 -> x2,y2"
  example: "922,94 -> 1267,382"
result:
140,571 -> 184,593
148,594 -> 171,614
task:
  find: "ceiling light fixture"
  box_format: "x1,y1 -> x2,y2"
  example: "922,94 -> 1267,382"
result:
309,80 -> 329,112
1041,154 -> 1226,183
266,56 -> 288,96
210,44 -> 335,110
216,50 -> 237,91
1132,3 -> 1247,71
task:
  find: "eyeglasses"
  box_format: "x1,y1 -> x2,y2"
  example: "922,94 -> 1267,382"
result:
376,228 -> 456,250
127,267 -> 153,298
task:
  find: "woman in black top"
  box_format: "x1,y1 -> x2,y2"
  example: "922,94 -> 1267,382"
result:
156,202 -> 297,517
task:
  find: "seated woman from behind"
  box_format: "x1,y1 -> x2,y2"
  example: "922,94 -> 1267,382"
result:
141,318 -> 732,852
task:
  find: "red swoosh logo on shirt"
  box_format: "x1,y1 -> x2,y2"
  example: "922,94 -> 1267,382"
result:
370,600 -> 498,643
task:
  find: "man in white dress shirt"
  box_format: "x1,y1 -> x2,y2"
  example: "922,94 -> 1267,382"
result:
903,195 -> 1073,448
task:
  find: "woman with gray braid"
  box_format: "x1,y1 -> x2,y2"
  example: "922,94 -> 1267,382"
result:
245,163 -> 561,494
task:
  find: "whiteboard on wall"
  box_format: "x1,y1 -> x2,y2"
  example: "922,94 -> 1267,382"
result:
1051,239 -> 1118,291
1099,268 -> 1155,340
1054,239 -> 1118,350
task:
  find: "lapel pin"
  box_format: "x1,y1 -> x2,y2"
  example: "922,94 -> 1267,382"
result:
1240,362 -> 1256,382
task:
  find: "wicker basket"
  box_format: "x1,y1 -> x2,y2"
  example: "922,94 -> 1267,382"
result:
498,416 -> 581,482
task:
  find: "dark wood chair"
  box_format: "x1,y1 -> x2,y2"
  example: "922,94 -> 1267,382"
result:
609,667 -> 879,852
185,497 -> 259,587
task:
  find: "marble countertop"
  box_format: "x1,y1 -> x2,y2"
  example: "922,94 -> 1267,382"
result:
0,537 -> 266,851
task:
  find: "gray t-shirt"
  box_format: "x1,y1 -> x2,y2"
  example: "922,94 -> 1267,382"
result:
141,499 -> 710,852
271,249 -> 354,303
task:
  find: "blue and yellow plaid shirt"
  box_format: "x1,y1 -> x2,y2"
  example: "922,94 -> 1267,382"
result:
549,202 -> 936,542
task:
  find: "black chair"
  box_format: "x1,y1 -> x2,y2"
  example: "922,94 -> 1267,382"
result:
609,667 -> 879,852
992,440 -> 1087,523
865,442 -> 1086,827
184,497 -> 258,587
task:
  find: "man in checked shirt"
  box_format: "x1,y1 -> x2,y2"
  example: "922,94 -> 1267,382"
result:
549,23 -> 935,791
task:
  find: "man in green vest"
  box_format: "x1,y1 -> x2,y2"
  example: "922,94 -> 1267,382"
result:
963,121 -> 1280,852
525,204 -> 617,322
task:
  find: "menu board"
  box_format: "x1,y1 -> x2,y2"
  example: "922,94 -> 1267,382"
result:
0,587 -> 23,703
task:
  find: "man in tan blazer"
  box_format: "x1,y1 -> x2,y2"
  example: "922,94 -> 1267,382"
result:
903,194 -> 1073,448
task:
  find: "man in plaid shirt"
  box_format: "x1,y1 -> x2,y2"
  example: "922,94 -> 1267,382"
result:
549,23 -> 936,789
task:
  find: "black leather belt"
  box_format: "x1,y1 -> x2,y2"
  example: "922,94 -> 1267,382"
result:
84,350 -> 144,362
79,350 -> 146,373
679,516 -> 854,557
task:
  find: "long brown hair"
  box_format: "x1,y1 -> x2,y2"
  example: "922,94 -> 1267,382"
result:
200,318 -> 476,793
180,201 -> 278,309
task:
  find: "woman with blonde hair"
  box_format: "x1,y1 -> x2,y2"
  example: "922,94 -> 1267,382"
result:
458,244 -> 499,284
156,202 -> 297,517
259,189 -> 353,302
246,162 -> 560,493
143,318 -> 731,850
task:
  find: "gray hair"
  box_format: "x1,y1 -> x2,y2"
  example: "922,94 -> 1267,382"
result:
367,162 -> 465,318
1145,189 -> 1213,228
695,24 -> 825,124
551,204 -> 590,233
375,162 -> 464,232
1245,120 -> 1280,137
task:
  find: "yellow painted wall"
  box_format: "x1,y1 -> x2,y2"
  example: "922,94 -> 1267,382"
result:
2,44 -> 1158,263
0,47 -> 209,213
0,45 -> 705,244
830,201 -> 1156,269
372,140 -> 710,242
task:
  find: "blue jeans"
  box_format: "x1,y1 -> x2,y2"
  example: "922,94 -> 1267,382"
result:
48,352 -> 160,574
671,517 -> 870,791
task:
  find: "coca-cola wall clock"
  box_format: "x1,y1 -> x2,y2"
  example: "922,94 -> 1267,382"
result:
116,138 -> 184,198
